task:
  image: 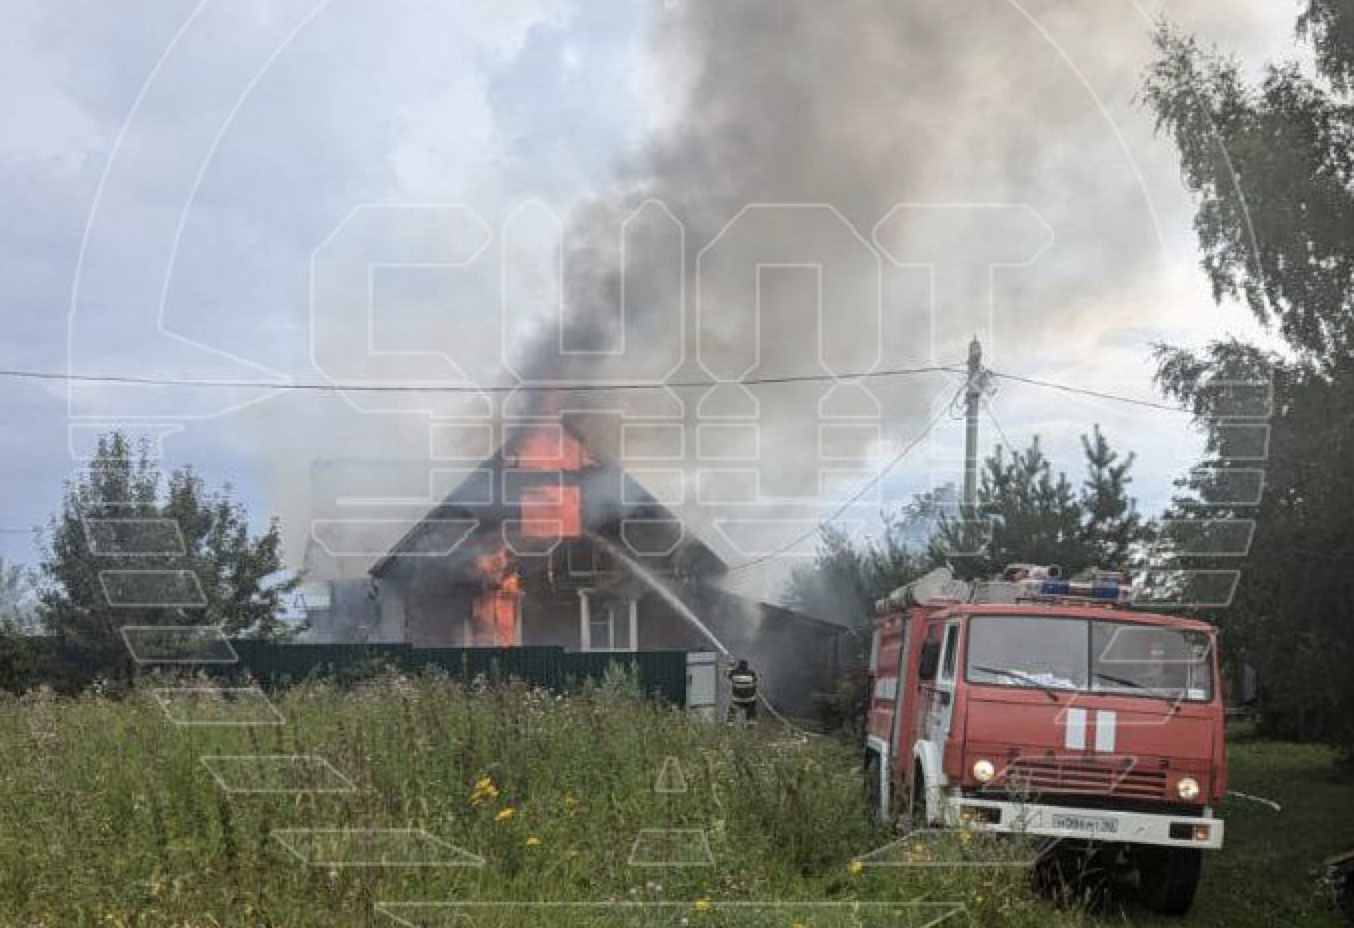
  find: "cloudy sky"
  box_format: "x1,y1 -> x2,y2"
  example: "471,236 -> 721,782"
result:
0,0 -> 1297,598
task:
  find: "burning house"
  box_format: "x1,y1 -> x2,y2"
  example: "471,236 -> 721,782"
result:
304,417 -> 846,715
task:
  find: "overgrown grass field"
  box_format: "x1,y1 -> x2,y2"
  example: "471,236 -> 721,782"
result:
0,675 -> 1061,928
0,677 -> 1347,927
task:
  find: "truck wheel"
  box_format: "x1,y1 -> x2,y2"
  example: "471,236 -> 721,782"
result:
1336,875 -> 1354,923
905,763 -> 928,832
1034,842 -> 1114,911
1034,843 -> 1079,906
1330,853 -> 1354,922
864,753 -> 885,821
1137,847 -> 1202,916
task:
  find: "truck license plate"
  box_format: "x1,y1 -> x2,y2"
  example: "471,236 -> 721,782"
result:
1050,813 -> 1119,836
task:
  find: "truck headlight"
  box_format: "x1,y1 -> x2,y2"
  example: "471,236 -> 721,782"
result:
972,759 -> 996,784
1176,776 -> 1200,800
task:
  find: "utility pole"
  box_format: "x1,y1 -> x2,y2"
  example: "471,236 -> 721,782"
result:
962,336 -> 987,515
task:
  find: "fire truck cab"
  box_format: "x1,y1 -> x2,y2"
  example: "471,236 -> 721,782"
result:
864,566 -> 1227,915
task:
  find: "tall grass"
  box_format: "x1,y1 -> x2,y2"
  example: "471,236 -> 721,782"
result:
0,674 -> 1079,928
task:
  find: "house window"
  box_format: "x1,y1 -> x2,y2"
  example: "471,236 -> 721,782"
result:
592,601 -> 633,651
581,596 -> 636,652
590,604 -> 617,651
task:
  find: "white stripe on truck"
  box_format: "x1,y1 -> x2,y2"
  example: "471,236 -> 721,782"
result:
1064,707 -> 1087,750
1095,710 -> 1117,753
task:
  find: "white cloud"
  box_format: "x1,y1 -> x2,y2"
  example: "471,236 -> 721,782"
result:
0,5 -> 101,168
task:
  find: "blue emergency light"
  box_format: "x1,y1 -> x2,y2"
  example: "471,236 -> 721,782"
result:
1030,575 -> 1129,602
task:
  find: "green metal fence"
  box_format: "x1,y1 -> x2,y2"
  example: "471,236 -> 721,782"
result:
223,641 -> 689,704
0,638 -> 691,705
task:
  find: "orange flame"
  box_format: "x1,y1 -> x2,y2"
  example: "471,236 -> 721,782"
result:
511,421 -> 594,472
469,416 -> 594,647
511,419 -> 590,539
471,549 -> 519,646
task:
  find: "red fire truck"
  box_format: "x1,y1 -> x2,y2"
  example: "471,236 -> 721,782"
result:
864,565 -> 1226,915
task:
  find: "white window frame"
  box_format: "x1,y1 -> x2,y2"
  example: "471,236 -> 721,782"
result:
581,595 -> 638,652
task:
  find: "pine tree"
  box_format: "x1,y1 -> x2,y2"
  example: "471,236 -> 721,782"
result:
932,437 -> 1089,578
1079,425 -> 1141,567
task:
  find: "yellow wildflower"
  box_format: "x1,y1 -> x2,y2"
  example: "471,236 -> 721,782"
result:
525,835 -> 542,846
692,899 -> 712,913
495,807 -> 516,822
471,775 -> 500,804
848,860 -> 865,877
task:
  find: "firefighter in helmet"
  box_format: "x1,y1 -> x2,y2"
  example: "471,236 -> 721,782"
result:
727,658 -> 759,723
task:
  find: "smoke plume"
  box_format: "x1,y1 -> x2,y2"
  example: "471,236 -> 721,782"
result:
508,0 -> 1267,562
285,0 -> 1288,588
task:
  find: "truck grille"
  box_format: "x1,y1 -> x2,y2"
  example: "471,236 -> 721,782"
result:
997,756 -> 1167,801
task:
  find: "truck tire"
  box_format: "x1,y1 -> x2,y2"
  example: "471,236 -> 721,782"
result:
864,752 -> 885,821
906,762 -> 928,832
1137,847 -> 1202,916
1328,852 -> 1354,922
1337,875 -> 1354,924
1033,842 -> 1081,907
1033,841 -> 1114,911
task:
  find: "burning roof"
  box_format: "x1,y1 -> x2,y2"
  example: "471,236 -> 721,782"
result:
366,417 -> 725,647
368,418 -> 725,582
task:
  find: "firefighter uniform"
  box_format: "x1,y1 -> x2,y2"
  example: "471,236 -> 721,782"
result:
727,659 -> 758,723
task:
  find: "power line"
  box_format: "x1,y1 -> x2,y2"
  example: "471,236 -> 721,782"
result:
722,384 -> 959,575
0,363 -> 1188,412
0,364 -> 959,394
982,397 -> 1017,455
721,361 -> 1173,577
987,369 -> 1186,413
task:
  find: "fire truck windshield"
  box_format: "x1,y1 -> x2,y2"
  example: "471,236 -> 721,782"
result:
966,615 -> 1214,702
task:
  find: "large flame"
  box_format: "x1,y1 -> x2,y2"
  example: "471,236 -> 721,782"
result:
513,421 -> 591,539
471,548 -> 519,646
469,418 -> 592,646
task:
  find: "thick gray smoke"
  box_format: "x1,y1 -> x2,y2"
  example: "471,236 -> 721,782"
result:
515,0 -> 1248,560
282,0 -> 1288,592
